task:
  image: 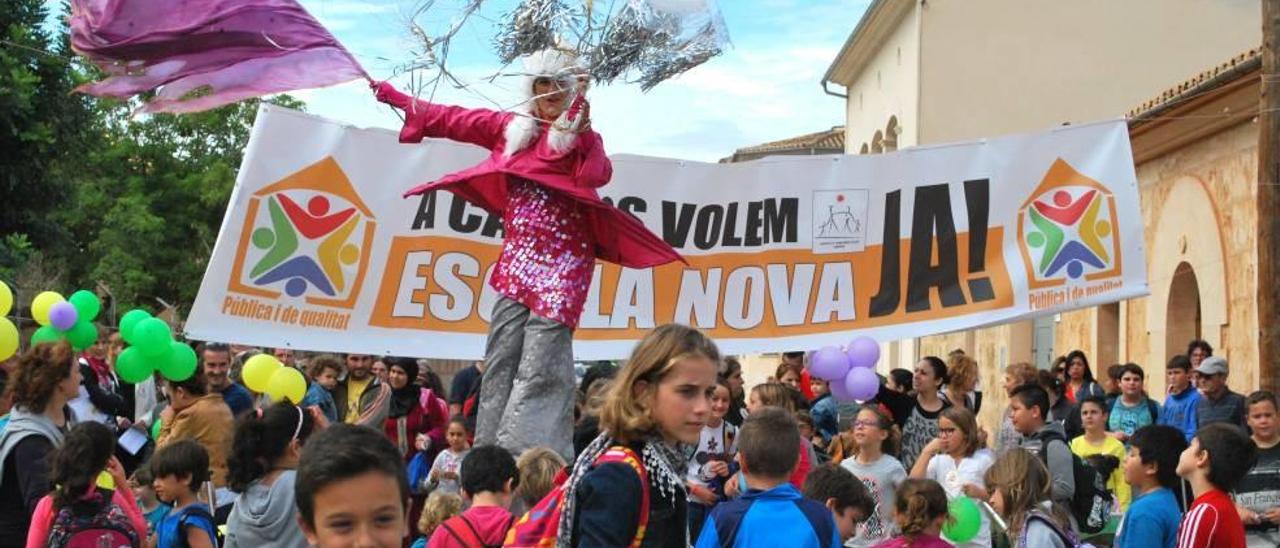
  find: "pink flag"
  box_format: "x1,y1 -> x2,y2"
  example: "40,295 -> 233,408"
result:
70,0 -> 368,113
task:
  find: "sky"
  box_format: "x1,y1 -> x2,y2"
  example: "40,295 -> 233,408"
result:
282,0 -> 872,162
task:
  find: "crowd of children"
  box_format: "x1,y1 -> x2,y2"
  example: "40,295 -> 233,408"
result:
3,329 -> 1279,547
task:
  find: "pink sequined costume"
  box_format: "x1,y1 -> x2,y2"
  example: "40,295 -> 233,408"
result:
373,50 -> 681,461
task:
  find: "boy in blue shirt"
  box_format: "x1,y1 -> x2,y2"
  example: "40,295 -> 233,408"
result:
696,407 -> 840,548
1116,425 -> 1187,548
1159,355 -> 1200,442
151,440 -> 220,548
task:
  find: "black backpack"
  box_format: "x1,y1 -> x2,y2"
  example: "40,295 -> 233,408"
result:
1032,430 -> 1114,534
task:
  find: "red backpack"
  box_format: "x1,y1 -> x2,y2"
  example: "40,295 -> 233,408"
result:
46,490 -> 140,548
504,446 -> 649,548
436,513 -> 515,548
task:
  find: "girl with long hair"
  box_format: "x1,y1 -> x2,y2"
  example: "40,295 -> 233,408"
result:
0,342 -> 81,546
840,405 -> 907,547
225,402 -> 316,547
983,448 -> 1076,547
1063,350 -> 1104,405
877,357 -> 952,472
556,324 -> 720,547
909,406 -> 994,547
25,421 -> 147,547
720,358 -> 746,428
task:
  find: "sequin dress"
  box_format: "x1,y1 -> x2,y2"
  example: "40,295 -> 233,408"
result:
489,178 -> 595,328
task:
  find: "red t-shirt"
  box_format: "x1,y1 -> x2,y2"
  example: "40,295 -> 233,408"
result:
1177,489 -> 1246,548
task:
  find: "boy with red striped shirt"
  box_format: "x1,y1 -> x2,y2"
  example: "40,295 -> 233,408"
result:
1174,423 -> 1258,548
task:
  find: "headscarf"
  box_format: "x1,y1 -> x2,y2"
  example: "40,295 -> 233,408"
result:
385,357 -> 420,419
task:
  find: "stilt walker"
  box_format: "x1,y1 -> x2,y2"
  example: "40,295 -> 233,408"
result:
372,49 -> 682,461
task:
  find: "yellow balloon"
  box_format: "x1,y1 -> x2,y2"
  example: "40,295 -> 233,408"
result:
266,367 -> 307,404
31,291 -> 65,327
0,281 -> 12,316
0,318 -> 17,361
241,353 -> 282,393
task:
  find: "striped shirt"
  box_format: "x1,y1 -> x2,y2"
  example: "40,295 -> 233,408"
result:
1176,489 -> 1245,548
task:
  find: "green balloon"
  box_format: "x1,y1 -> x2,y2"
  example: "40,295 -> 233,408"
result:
30,325 -> 65,346
68,290 -> 102,322
66,320 -> 98,351
115,347 -> 154,384
151,416 -> 162,440
943,497 -> 982,543
119,309 -> 152,345
160,341 -> 198,382
132,317 -> 172,357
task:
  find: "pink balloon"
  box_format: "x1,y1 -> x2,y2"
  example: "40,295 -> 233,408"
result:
49,301 -> 79,331
810,345 -> 852,381
846,336 -> 881,369
844,367 -> 880,401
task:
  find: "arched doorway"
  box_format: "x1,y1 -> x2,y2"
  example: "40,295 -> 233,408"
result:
1166,261 -> 1202,358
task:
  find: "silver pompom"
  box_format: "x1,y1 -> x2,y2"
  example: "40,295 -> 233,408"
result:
494,0 -> 576,64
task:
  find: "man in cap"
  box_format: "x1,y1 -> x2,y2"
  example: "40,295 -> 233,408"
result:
1195,356 -> 1247,430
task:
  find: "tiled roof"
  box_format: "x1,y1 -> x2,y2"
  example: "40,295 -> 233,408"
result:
1128,48 -> 1261,121
724,126 -> 846,162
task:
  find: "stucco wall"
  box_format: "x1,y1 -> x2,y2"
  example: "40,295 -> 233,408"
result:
843,4 -> 921,153
916,0 -> 1258,145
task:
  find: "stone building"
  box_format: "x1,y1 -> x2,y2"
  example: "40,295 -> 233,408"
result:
1055,50 -> 1263,397
819,0 -> 1260,432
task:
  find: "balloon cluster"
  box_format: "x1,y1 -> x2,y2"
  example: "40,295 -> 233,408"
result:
241,354 -> 306,404
0,281 -> 16,361
943,497 -> 982,543
29,289 -> 104,351
808,336 -> 881,402
115,309 -> 197,384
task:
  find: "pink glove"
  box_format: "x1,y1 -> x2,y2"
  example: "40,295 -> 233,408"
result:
371,81 -> 413,111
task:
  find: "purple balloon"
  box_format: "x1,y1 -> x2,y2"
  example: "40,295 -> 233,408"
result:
846,336 -> 881,369
49,302 -> 79,331
829,376 -> 856,402
845,367 -> 880,401
810,345 -> 852,381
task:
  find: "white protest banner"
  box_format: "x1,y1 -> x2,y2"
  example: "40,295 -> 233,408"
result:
186,105 -> 1146,359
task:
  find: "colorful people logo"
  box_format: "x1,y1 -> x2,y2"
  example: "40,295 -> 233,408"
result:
250,194 -> 362,297
1018,159 -> 1121,288
229,157 -> 375,307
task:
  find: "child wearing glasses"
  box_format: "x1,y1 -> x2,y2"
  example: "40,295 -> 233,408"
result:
908,406 -> 995,547
839,406 -> 907,547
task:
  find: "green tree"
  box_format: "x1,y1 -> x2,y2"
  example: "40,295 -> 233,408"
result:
0,0 -> 93,279
60,96 -> 306,316
1,1 -> 306,320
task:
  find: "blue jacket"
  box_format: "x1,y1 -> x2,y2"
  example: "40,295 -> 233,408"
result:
301,382 -> 339,423
695,483 -> 840,548
1159,385 -> 1201,442
810,394 -> 839,443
